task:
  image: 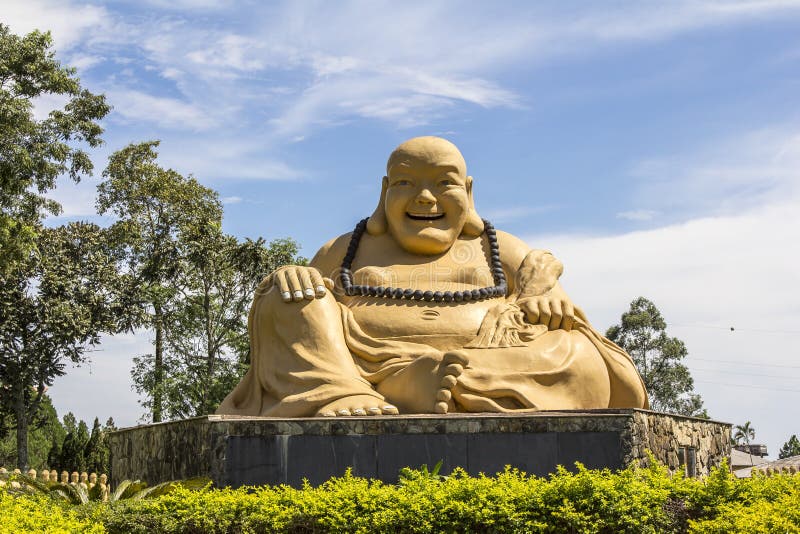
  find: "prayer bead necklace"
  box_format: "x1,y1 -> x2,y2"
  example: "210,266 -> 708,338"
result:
340,217 -> 507,302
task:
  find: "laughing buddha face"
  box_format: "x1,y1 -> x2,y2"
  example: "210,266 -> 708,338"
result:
382,137 -> 476,255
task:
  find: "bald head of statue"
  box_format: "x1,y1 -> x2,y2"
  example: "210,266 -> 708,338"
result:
367,136 -> 484,255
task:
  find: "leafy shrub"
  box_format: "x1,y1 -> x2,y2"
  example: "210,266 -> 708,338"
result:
2,460 -> 799,533
0,489 -> 104,533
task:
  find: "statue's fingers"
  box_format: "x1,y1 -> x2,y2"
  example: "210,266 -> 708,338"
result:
323,277 -> 335,290
275,271 -> 292,302
285,268 -> 305,302
538,299 -> 551,328
549,298 -> 563,330
436,389 -> 452,402
298,269 -> 315,300
309,269 -> 327,298
525,299 -> 540,324
561,299 -> 575,331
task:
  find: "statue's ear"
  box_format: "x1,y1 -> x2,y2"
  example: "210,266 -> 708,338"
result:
366,176 -> 389,235
461,175 -> 484,237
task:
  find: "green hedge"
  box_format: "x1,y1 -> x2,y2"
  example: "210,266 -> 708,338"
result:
2,461 -> 799,533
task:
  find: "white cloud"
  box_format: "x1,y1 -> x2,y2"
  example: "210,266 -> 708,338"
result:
6,0 -> 800,143
1,0 -> 109,50
67,53 -> 104,72
107,90 -> 215,130
616,209 -> 658,221
186,35 -> 267,71
221,196 -> 242,204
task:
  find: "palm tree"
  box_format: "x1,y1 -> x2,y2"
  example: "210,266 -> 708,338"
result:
734,421 -> 756,465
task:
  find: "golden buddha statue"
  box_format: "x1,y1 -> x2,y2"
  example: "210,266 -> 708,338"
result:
217,136 -> 648,417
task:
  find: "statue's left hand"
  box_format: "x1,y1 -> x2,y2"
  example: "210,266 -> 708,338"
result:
518,294 -> 575,331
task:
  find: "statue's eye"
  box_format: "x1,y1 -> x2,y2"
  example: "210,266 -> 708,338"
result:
393,179 -> 412,186
438,179 -> 453,187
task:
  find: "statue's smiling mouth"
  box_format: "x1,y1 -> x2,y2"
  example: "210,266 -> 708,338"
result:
406,212 -> 445,221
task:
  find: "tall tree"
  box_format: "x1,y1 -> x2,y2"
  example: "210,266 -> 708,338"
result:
779,435 -> 800,459
606,297 -> 706,416
133,231 -> 302,419
83,417 -> 110,474
0,24 -> 110,276
97,141 -> 222,422
734,421 -> 757,465
733,421 -> 756,447
57,418 -> 89,473
0,223 -> 129,468
0,394 -> 64,469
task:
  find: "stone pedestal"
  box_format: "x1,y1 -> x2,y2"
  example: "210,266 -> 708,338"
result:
109,409 -> 730,488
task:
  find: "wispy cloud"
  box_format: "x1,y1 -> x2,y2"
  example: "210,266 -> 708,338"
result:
7,0 -> 799,142
616,209 -> 658,221
2,0 -> 109,50
627,127 -> 800,218
107,90 -> 216,130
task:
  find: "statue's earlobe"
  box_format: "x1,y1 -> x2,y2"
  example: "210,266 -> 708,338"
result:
366,176 -> 388,235
462,175 -> 484,237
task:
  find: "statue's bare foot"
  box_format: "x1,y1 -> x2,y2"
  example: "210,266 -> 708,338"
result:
376,350 -> 469,414
434,351 -> 469,414
316,395 -> 399,417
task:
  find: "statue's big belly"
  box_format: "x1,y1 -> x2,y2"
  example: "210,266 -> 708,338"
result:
347,298 -> 494,348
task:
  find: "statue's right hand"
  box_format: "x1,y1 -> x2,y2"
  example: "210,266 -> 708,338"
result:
271,266 -> 331,303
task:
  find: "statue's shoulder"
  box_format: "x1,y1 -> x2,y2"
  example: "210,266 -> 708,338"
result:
495,229 -> 534,271
309,232 -> 353,274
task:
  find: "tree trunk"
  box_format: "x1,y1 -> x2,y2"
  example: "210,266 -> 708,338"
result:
14,387 -> 29,469
153,303 -> 164,423
204,285 -> 213,414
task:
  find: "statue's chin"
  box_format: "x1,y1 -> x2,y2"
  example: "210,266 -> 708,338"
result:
390,227 -> 458,256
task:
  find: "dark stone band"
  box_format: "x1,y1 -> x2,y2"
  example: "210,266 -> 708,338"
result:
340,217 -> 507,302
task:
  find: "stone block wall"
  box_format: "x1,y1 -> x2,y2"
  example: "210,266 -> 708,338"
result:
109,409 -> 730,487
624,410 -> 731,475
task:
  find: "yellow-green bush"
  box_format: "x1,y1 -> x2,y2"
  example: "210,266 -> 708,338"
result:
2,461 -> 799,533
0,490 -> 104,534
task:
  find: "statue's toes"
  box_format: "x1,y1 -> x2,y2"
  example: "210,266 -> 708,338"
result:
440,375 -> 458,389
434,401 -> 449,414
436,389 -> 452,402
380,404 -> 399,415
443,350 -> 469,367
443,363 -> 464,377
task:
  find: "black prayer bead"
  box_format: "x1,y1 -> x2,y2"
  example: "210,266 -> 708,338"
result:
461,290 -> 471,301
443,291 -> 454,302
471,289 -> 481,300
393,288 -> 404,299
433,291 -> 444,302
368,286 -> 378,296
403,288 -> 414,299
375,286 -> 385,297
423,290 -> 434,301
413,289 -> 424,300
479,287 -> 488,297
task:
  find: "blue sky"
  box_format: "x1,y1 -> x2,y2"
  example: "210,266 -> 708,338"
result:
4,1 -> 800,457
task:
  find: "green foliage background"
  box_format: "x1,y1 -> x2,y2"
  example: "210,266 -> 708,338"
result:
2,461 -> 800,533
